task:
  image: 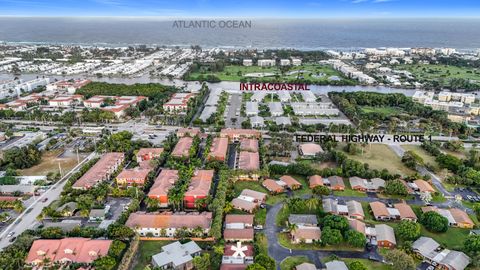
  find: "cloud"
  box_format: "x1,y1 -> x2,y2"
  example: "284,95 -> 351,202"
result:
373,0 -> 395,2
351,0 -> 368,3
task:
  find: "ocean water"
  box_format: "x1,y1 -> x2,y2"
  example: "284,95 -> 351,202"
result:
0,17 -> 480,49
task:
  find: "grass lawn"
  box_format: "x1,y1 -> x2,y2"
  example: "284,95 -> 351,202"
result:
343,144 -> 415,176
132,241 -> 171,270
280,256 -> 311,270
420,227 -> 470,251
341,258 -> 392,270
186,64 -> 355,84
255,233 -> 269,255
398,64 -> 480,85
443,149 -> 467,160
20,149 -> 87,176
360,106 -> 402,117
255,208 -> 267,225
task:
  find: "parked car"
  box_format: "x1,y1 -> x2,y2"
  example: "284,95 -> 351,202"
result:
9,236 -> 16,242
7,232 -> 14,238
41,198 -> 48,203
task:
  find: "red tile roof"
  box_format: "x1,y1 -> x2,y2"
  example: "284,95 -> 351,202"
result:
309,175 -> 323,188
209,137 -> 229,161
220,129 -> 261,140
126,211 -> 213,229
262,179 -> 284,193
73,153 -> 124,189
185,170 -> 214,197
280,175 -> 302,188
26,238 -> 112,265
239,138 -> 259,152
148,170 -> 179,199
238,151 -> 260,171
225,214 -> 254,225
172,137 -> 193,158
223,229 -> 254,241
136,148 -> 164,162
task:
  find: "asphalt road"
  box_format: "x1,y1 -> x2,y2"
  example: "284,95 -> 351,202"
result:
265,202 -> 383,270
225,93 -> 243,128
0,152 -> 97,250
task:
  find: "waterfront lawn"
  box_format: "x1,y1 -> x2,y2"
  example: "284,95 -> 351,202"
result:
132,241 -> 171,270
280,256 -> 311,270
343,144 -> 415,176
398,64 -> 480,85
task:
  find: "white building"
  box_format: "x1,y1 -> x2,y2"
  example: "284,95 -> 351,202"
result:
243,59 -> 253,66
246,102 -> 259,116
268,102 -> 284,116
280,59 -> 291,66
257,59 -> 275,67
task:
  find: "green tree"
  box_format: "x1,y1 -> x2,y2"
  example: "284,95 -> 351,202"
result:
384,250 -> 415,270
39,227 -> 64,239
321,226 -> 343,245
385,179 -> 408,196
349,260 -> 368,270
420,211 -> 449,233
93,255 -> 117,270
312,185 -> 330,196
107,224 -> 135,240
255,254 -> 276,270
465,235 -> 480,253
345,230 -> 366,248
246,263 -> 266,270
108,240 -> 127,259
192,253 -> 210,270
395,220 -> 421,241
322,215 -> 349,233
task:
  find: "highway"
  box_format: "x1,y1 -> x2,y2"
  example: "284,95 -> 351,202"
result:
0,152 -> 97,250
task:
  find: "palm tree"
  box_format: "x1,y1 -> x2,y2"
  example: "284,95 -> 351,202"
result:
305,198 -> 318,211
287,223 -> 298,233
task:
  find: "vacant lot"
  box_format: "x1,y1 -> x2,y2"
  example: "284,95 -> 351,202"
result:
343,144 -> 415,176
132,241 -> 171,270
402,145 -> 439,168
20,149 -> 87,176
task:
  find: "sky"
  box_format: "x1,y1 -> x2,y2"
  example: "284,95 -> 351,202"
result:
0,0 -> 479,18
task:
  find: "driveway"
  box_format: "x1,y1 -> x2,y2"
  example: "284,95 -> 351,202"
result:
265,202 -> 383,269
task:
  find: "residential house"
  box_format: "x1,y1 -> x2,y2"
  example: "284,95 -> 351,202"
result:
279,175 -> 302,190
208,137 -> 229,162
116,167 -> 151,186
326,176 -> 345,191
370,201 -> 417,221
412,237 -> 471,270
308,175 -> 323,189
239,139 -> 259,152
176,127 -> 201,138
350,177 -> 385,192
148,169 -> 178,207
220,129 -> 261,142
72,152 -> 124,190
325,261 -> 348,270
151,241 -> 201,270
288,214 -> 318,226
298,143 -> 323,157
262,179 -> 285,194
291,227 -> 321,244
410,179 -> 435,193
136,148 -> 164,163
421,207 -> 474,228
26,238 -> 112,266
184,170 -> 213,208
231,189 -> 267,213
221,242 -> 254,269
375,224 -> 396,248
172,137 -> 193,158
126,212 -> 212,237
323,199 -> 364,220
